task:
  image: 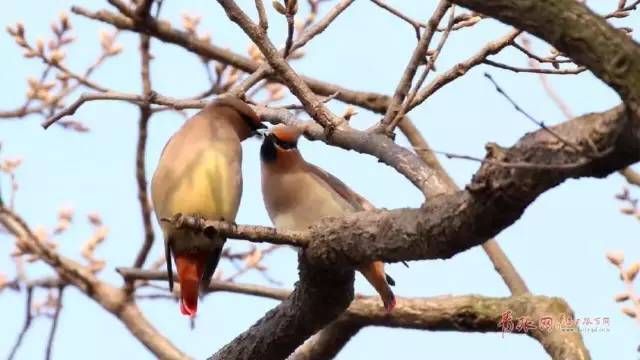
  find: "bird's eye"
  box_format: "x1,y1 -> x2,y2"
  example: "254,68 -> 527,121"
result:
276,138 -> 297,149
270,134 -> 297,149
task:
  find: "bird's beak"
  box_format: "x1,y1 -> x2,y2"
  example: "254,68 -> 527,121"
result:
252,127 -> 268,139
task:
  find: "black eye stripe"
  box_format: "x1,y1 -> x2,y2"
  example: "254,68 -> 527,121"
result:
270,134 -> 297,149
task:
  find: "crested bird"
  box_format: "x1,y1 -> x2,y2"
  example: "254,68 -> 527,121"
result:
260,125 -> 396,312
151,97 -> 265,316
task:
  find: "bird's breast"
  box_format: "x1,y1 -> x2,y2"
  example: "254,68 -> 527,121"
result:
164,148 -> 241,222
263,171 -> 348,231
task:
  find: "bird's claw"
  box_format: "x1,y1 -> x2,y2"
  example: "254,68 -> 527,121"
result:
223,217 -> 239,233
172,213 -> 207,232
171,213 -> 185,229
192,214 -> 207,233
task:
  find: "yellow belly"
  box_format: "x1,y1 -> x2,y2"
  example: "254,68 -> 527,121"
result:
169,150 -> 238,221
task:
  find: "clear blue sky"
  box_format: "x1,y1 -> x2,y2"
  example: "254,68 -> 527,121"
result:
1,1 -> 638,359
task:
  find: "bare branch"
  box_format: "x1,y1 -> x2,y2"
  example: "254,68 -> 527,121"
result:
447,0 -> 640,117
6,286 -> 33,360
117,267 -> 290,300
369,0 -> 425,38
44,286 -> 64,360
483,59 -> 586,75
380,1 -> 450,131
131,31 -> 155,271
621,167 -> 640,187
228,0 -> 355,97
216,0 -> 347,131
408,29 -> 520,111
0,207 -> 188,359
255,0 -> 268,31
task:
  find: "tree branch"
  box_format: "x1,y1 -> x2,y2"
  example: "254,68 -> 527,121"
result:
0,207 -> 188,360
379,1 -> 450,130
44,286 -> 64,360
399,118 -> 529,295
216,0 -> 343,131
131,30 -> 155,271
117,267 -> 586,359
152,105 -> 637,269
448,0 -> 640,116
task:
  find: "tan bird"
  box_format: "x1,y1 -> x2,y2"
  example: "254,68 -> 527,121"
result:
151,97 -> 265,316
260,125 -> 396,312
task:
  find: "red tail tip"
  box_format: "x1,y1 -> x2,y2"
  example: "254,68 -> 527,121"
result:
384,297 -> 396,314
175,253 -> 206,317
180,299 -> 197,317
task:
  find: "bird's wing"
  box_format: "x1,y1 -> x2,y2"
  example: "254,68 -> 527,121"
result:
306,163 -> 374,211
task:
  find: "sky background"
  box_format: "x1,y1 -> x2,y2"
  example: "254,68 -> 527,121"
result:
1,1 -> 639,359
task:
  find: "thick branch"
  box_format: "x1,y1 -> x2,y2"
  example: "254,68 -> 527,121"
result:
399,118 -> 529,295
211,255 -> 355,360
117,267 -> 585,359
286,317 -> 361,360
304,105 -> 637,266
346,295 -> 588,359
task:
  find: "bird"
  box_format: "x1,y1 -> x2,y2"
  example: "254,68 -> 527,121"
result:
260,124 -> 396,312
151,97 -> 265,317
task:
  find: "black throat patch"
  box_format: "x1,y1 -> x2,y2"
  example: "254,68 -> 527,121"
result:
260,134 -> 278,163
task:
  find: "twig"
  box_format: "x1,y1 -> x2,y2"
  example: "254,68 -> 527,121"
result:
159,216 -> 308,247
484,59 -> 586,75
117,267 -> 290,300
408,29 -> 521,111
519,37 -> 576,120
369,0 -> 425,39
0,206 -> 188,359
44,286 -> 65,360
255,0 -> 269,31
511,42 -> 573,65
135,0 -> 155,19
620,167 -> 640,187
227,0 -> 355,98
388,5 -> 457,130
283,1 -> 296,58
216,0 -> 343,130
420,147 -> 605,170
131,33 -> 155,270
518,36 -> 640,190
483,73 -> 585,154
7,287 -> 33,360
107,0 -> 136,18
380,1 -> 450,131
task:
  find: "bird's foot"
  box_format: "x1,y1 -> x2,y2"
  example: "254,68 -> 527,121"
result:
171,213 -> 185,228
220,217 -> 239,233
171,213 -> 207,232
384,297 -> 396,314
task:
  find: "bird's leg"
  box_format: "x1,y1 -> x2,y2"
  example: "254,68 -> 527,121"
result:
191,214 -> 207,233
220,216 -> 238,233
171,213 -> 207,233
171,213 -> 184,229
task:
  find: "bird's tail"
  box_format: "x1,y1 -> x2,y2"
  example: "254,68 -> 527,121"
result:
175,253 -> 208,317
359,261 -> 396,313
